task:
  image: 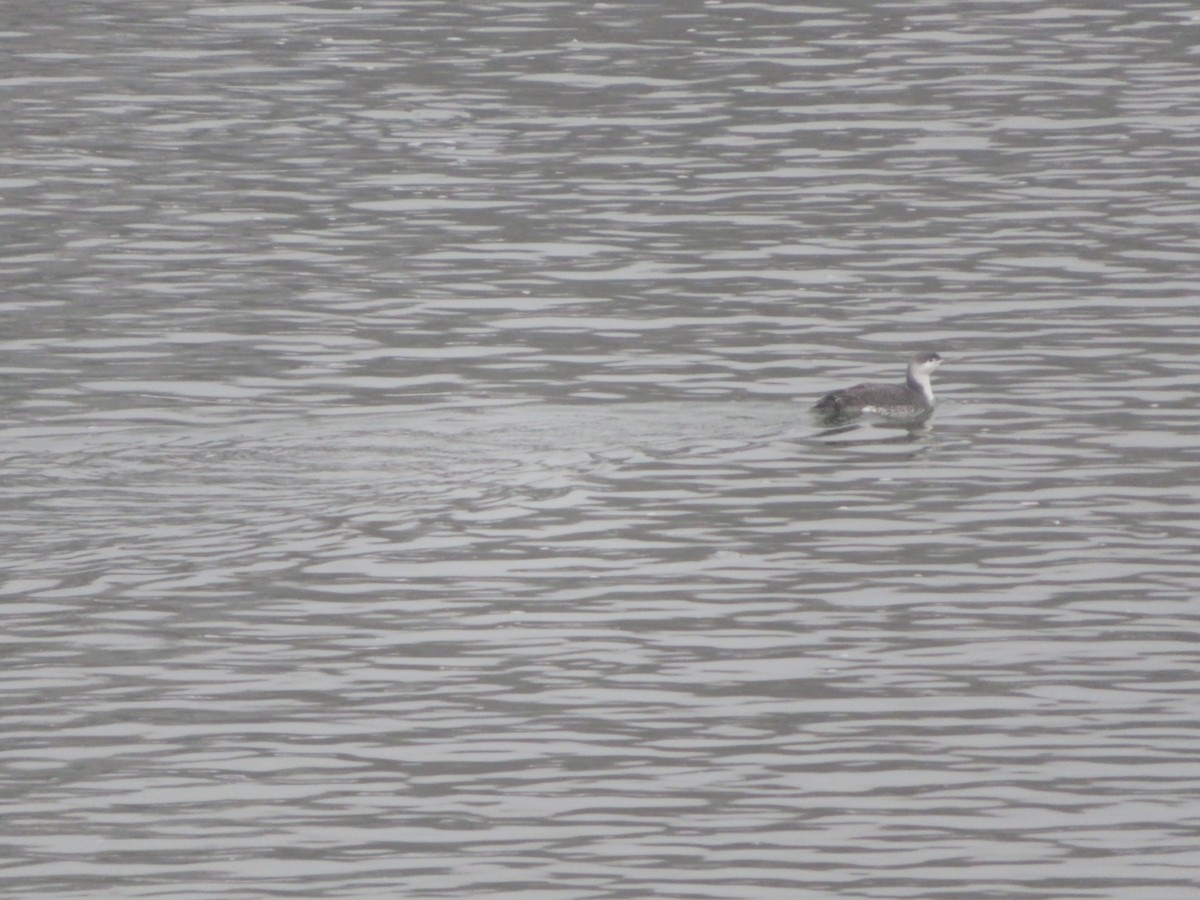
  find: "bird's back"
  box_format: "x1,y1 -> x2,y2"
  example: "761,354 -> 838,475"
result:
814,382 -> 928,420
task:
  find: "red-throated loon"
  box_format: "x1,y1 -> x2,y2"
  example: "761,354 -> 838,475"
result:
814,352 -> 944,422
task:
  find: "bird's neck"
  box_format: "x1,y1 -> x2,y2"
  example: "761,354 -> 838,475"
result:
907,368 -> 935,404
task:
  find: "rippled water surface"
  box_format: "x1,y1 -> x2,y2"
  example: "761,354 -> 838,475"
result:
4,1 -> 1200,897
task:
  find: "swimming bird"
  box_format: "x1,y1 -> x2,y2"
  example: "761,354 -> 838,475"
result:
814,351 -> 944,423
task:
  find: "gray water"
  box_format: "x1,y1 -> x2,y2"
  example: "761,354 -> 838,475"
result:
4,1 -> 1200,897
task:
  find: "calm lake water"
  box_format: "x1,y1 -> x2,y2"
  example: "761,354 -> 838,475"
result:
4,1 -> 1200,897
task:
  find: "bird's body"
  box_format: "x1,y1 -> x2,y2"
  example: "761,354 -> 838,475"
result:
814,352 -> 944,423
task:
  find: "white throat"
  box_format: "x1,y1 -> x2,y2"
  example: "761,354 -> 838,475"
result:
907,366 -> 936,404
